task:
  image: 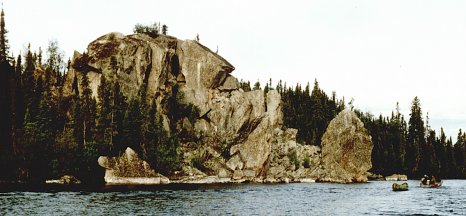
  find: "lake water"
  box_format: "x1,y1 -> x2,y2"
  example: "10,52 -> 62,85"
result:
1,180 -> 465,215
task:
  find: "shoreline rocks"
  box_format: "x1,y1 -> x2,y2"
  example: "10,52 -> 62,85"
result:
98,148 -> 170,185
385,174 -> 408,181
45,175 -> 81,185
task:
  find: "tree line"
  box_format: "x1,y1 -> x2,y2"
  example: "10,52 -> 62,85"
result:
356,97 -> 465,178
242,79 -> 465,179
0,10 -> 181,184
1,6 -> 464,183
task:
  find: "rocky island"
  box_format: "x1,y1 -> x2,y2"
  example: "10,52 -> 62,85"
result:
63,32 -> 374,184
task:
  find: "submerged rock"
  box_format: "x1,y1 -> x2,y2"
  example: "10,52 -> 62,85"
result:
312,109 -> 373,183
98,148 -> 169,185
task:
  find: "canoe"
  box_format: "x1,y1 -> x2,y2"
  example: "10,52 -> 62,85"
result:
420,181 -> 442,188
392,182 -> 409,191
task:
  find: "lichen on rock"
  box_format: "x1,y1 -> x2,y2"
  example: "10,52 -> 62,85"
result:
312,109 -> 373,183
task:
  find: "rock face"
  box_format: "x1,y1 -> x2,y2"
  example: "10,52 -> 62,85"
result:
67,32 -> 371,184
312,109 -> 373,183
98,148 -> 169,185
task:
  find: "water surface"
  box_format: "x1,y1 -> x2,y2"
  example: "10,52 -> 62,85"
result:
1,180 -> 465,215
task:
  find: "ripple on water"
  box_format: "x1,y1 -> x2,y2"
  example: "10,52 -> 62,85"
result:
1,180 -> 466,215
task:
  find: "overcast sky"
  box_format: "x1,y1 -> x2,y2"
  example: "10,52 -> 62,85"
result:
4,0 -> 466,139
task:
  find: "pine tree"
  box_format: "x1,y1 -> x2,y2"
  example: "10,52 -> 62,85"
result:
37,47 -> 42,66
0,60 -> 15,180
453,129 -> 465,178
253,81 -> 261,90
23,45 -> 36,111
143,99 -> 159,166
79,73 -> 96,146
0,8 -> 9,62
112,81 -> 127,154
309,79 -> 327,146
162,24 -> 168,35
96,74 -> 114,152
12,54 -> 24,145
445,137 -> 456,178
406,96 -> 425,177
122,98 -> 143,153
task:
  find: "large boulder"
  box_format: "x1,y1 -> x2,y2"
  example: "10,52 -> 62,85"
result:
98,148 -> 169,185
313,109 -> 373,183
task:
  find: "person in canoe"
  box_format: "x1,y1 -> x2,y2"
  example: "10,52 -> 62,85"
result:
420,175 -> 442,188
421,175 -> 429,185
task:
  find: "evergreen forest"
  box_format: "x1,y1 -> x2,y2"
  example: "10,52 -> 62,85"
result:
0,8 -> 465,184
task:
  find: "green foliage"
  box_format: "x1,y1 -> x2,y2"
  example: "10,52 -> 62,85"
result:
253,81 -> 261,90
45,40 -> 65,85
219,138 -> 232,159
78,141 -> 105,184
239,79 -> 251,92
167,84 -> 200,124
0,61 -> 15,180
133,23 -> 161,38
122,98 -> 143,153
288,149 -> 300,170
281,79 -> 344,146
191,152 -> 208,172
0,8 -> 9,62
153,131 -> 181,175
303,153 -> 311,168
406,96 -> 425,176
162,24 -> 168,35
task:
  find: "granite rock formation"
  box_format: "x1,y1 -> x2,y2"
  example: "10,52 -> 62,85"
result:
311,109 -> 373,183
66,32 -> 371,184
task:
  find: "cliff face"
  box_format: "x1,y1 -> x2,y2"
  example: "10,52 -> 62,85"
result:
66,32 -> 371,184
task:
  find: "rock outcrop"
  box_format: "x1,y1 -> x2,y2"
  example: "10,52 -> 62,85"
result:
98,148 -> 169,185
311,109 -> 373,183
67,32 -> 371,184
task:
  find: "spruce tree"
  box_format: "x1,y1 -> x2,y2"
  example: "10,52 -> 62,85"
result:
112,81 -> 127,154
445,137 -> 456,178
309,79 -> 327,146
0,8 -> 9,62
453,129 -> 465,178
96,74 -> 114,152
162,24 -> 168,35
253,81 -> 261,90
406,96 -> 425,177
122,98 -> 143,153
79,73 -> 96,146
23,45 -> 36,110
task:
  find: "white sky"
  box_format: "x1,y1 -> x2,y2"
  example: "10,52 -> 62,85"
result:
4,0 -> 466,139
